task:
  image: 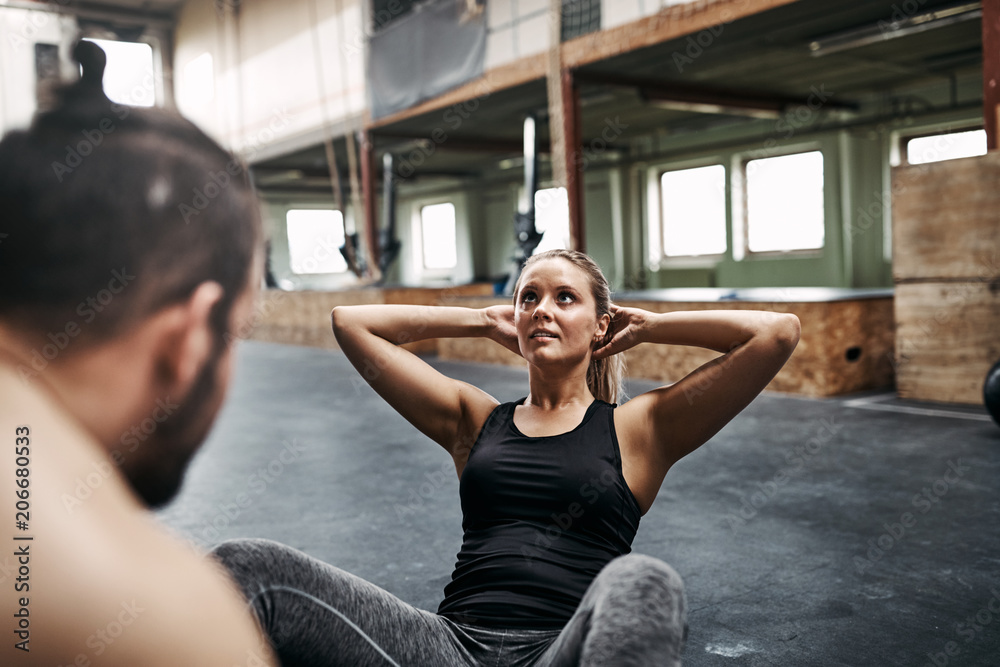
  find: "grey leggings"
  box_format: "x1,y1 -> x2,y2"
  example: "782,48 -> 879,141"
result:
210,538 -> 687,667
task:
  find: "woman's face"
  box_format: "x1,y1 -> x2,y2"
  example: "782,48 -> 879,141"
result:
515,258 -> 609,367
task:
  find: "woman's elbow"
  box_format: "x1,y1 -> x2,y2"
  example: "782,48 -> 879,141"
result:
330,305 -> 356,335
774,313 -> 801,352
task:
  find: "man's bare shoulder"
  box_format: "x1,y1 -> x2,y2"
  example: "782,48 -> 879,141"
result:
4,515 -> 274,666
0,376 -> 276,666
38,513 -> 276,666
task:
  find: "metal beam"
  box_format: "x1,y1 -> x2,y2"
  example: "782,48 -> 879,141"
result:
360,131 -> 380,274
985,0 -> 1000,150
563,69 -> 585,253
574,70 -> 858,115
373,133 -> 545,155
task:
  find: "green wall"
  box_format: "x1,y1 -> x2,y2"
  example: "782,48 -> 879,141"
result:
263,99 -> 980,293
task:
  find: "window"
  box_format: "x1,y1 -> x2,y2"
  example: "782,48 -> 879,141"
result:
418,202 -> 457,270
286,209 -> 347,274
82,38 -> 155,107
659,164 -> 727,257
533,187 -> 570,254
905,129 -> 986,165
180,52 -> 214,110
745,151 -> 824,254
371,0 -> 419,31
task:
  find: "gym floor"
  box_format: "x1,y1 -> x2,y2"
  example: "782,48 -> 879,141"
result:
157,341 -> 1000,667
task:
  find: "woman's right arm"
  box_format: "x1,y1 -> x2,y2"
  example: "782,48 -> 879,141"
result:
331,305 -> 516,468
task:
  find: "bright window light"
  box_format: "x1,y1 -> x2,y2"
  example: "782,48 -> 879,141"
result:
420,203 -> 457,270
180,52 -> 214,109
906,129 -> 986,165
660,164 -> 727,257
83,38 -> 155,107
746,151 -> 825,253
533,187 -> 570,254
286,209 -> 347,274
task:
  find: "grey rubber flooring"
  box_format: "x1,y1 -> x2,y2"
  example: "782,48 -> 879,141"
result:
157,341 -> 1000,666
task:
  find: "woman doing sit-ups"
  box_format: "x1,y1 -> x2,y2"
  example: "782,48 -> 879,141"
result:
212,249 -> 800,666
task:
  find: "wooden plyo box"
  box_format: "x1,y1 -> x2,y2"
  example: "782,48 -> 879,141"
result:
892,153 -> 1000,405
249,284 -> 494,353
438,289 -> 895,398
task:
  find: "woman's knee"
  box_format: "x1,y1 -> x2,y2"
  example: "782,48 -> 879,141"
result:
599,554 -> 684,596
211,537 -> 284,568
208,537 -> 304,592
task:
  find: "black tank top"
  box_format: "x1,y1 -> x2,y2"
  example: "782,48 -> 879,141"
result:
437,398 -> 642,629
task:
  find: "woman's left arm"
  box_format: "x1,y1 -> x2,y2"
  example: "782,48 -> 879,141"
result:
598,307 -> 800,508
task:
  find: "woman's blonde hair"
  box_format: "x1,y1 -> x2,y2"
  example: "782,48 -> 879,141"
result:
513,249 -> 626,405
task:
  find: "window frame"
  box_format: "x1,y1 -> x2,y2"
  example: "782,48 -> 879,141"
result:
412,198 -> 459,279
737,146 -> 826,260
656,162 -> 729,263
897,125 -> 986,166
646,155 -> 729,270
530,184 -> 572,255
285,207 -> 350,276
81,33 -> 166,107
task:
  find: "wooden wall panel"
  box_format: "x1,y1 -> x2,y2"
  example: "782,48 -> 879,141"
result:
437,296 -> 894,398
892,154 -> 1000,282
249,289 -> 377,350
250,289 -> 894,398
895,282 -> 1000,404
891,152 -> 1000,405
249,285 -> 494,353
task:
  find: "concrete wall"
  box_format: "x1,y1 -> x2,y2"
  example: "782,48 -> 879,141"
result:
0,8 -> 78,136
174,0 -> 366,162
484,0 -> 708,69
171,0 -> 981,295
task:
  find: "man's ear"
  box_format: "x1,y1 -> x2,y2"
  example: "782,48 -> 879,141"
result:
150,281 -> 224,399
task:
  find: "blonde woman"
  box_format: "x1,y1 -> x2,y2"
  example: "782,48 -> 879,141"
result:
213,249 -> 800,666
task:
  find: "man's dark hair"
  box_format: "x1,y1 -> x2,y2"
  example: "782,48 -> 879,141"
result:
0,40 -> 261,345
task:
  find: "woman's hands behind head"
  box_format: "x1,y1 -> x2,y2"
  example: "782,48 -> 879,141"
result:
592,305 -> 650,360
484,305 -> 521,357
